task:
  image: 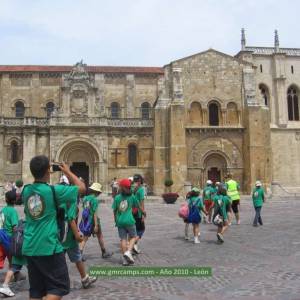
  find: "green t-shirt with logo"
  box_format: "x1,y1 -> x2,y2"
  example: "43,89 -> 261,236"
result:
112,193 -> 139,228
252,187 -> 265,208
22,182 -> 78,256
60,190 -> 79,250
0,206 -> 19,237
82,194 -> 99,226
213,194 -> 231,221
203,186 -> 213,201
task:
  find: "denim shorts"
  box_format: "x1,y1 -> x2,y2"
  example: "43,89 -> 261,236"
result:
66,245 -> 82,263
118,226 -> 137,240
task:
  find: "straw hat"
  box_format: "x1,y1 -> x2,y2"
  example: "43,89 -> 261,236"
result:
89,182 -> 102,193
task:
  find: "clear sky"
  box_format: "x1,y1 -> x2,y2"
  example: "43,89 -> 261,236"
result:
0,0 -> 299,66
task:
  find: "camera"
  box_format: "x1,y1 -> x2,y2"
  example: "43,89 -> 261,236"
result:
52,163 -> 61,172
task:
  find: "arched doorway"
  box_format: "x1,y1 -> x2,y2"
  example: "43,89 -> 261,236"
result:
203,153 -> 227,183
56,140 -> 100,186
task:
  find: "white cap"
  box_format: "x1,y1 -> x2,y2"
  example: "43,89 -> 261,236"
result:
255,180 -> 262,187
128,177 -> 134,181
60,175 -> 69,185
207,180 -> 212,185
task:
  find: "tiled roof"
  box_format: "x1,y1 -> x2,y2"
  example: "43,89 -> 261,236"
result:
0,65 -> 164,74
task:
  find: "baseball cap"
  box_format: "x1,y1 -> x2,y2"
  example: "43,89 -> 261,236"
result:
119,178 -> 132,189
207,180 -> 212,185
255,180 -> 262,187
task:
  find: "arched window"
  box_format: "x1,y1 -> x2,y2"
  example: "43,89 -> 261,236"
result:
15,101 -> 25,118
189,102 -> 203,124
128,144 -> 137,166
259,84 -> 269,106
287,86 -> 299,121
46,102 -> 55,117
141,102 -> 150,119
10,141 -> 19,163
208,102 -> 219,126
111,102 -> 120,119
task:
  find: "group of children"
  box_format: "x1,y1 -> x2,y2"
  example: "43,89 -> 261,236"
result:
182,177 -> 265,244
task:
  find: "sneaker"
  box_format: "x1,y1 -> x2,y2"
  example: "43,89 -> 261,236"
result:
184,235 -> 189,240
217,233 -> 224,243
253,223 -> 258,227
237,220 -> 240,225
81,275 -> 97,289
102,251 -> 113,259
228,222 -> 232,226
0,286 -> 15,297
124,251 -> 134,264
194,237 -> 200,244
122,257 -> 130,266
13,272 -> 26,282
132,244 -> 141,254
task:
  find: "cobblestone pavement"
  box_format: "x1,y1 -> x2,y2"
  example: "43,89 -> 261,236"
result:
1,197 -> 300,300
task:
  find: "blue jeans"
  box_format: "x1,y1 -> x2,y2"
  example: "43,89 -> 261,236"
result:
253,206 -> 263,225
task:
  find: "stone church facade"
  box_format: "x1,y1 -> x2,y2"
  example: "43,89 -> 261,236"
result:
0,30 -> 299,195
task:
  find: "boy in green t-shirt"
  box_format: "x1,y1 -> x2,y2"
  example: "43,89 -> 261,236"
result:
132,174 -> 146,254
79,183 -> 112,260
112,178 -> 139,266
57,178 -> 97,289
212,185 -> 231,243
252,181 -> 265,227
0,191 -> 26,297
202,180 -> 214,224
22,155 -> 86,300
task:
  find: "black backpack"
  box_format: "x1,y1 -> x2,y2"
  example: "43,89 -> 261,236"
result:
10,220 -> 25,257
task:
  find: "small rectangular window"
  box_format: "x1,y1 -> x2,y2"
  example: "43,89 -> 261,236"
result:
291,66 -> 294,74
260,64 -> 263,73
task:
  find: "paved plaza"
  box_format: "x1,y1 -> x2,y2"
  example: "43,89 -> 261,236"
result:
1,196 -> 300,300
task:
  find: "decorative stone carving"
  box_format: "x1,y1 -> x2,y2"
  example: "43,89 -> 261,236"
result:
295,132 -> 300,141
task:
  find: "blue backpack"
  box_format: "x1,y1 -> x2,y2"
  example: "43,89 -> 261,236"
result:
187,198 -> 201,224
79,206 -> 93,236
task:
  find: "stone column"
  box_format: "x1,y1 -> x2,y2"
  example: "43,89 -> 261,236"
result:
169,68 -> 187,195
126,75 -> 135,118
272,53 -> 287,126
22,128 -> 37,183
153,76 -> 169,195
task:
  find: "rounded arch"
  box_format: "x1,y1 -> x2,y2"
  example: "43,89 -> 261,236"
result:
189,101 -> 203,124
14,100 -> 25,118
141,101 -> 150,119
110,102 -> 120,119
55,138 -> 102,185
258,83 -> 270,106
56,138 -> 101,164
201,150 -> 231,169
128,143 -> 138,166
208,100 -> 221,126
287,84 -> 299,121
46,101 -> 55,117
9,139 -> 21,164
227,102 -> 239,125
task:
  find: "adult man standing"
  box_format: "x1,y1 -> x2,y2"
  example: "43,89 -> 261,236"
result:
226,174 -> 241,225
22,155 -> 86,300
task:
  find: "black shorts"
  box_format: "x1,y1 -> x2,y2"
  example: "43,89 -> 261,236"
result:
231,200 -> 240,213
26,252 -> 70,298
134,215 -> 145,232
